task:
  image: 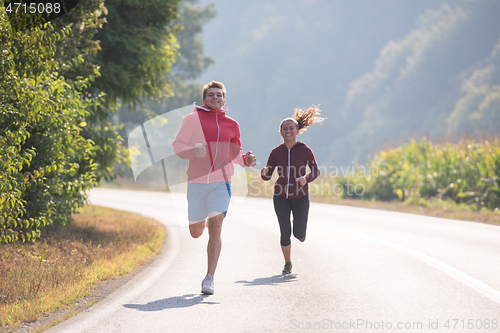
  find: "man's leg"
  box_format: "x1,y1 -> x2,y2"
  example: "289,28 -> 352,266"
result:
206,212 -> 224,278
187,183 -> 208,238
189,220 -> 205,238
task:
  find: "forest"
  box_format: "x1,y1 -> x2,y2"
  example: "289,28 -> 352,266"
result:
2,0 -> 500,244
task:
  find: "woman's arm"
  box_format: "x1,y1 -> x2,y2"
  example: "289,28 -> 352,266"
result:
261,150 -> 276,181
305,147 -> 320,183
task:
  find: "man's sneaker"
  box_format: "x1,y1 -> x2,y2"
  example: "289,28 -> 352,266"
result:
282,262 -> 292,274
201,274 -> 214,295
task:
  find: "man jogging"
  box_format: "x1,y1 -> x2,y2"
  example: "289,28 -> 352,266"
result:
172,81 -> 256,295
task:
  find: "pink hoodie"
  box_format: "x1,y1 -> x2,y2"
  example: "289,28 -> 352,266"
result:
172,105 -> 247,183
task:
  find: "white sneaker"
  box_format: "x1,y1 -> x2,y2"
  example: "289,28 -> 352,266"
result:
201,274 -> 214,295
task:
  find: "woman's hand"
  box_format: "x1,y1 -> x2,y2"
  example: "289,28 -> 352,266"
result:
295,176 -> 307,185
261,167 -> 269,176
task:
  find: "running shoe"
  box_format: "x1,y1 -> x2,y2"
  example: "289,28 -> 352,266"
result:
201,274 -> 214,295
282,262 -> 292,274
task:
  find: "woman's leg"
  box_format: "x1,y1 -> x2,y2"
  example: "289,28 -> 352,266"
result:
273,194 -> 292,262
291,195 -> 310,242
281,244 -> 291,263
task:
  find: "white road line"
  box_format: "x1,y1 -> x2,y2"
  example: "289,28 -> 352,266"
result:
323,223 -> 500,305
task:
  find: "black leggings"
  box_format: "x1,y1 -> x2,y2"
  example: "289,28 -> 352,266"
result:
273,194 -> 310,246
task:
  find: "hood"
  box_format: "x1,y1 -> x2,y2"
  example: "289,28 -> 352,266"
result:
194,103 -> 227,114
279,141 -> 305,150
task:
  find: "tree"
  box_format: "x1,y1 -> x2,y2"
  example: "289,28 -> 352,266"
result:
0,8 -> 97,243
51,0 -> 183,181
1,0 -> 190,243
92,0 -> 182,109
115,0 -> 216,141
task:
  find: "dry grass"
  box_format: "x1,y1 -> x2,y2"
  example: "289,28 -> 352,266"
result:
0,205 -> 165,331
309,195 -> 500,225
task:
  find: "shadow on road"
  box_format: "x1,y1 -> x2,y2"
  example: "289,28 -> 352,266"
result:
235,274 -> 297,286
123,294 -> 219,311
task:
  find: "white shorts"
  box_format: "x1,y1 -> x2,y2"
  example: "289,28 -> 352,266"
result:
187,182 -> 231,222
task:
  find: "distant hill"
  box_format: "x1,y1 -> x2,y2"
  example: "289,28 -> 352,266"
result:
197,0 -> 500,167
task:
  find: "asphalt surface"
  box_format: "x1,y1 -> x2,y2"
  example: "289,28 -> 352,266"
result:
45,188 -> 500,333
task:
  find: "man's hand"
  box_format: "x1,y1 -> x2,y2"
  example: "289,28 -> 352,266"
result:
295,176 -> 307,185
261,167 -> 269,176
245,151 -> 256,167
194,143 -> 206,158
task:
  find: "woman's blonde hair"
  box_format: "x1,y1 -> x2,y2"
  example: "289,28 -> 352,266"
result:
280,105 -> 325,134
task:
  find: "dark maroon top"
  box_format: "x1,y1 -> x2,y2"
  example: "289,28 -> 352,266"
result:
261,141 -> 320,199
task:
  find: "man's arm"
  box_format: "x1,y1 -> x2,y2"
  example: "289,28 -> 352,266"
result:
172,115 -> 198,160
230,124 -> 256,167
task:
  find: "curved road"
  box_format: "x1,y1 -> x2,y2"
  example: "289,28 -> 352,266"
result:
46,188 -> 500,333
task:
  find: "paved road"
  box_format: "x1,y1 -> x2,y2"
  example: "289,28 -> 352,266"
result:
46,188 -> 500,333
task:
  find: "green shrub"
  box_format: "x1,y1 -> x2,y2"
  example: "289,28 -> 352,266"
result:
343,138 -> 500,210
1,13 -> 97,243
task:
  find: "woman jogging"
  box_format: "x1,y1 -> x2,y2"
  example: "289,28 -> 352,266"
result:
261,105 -> 324,274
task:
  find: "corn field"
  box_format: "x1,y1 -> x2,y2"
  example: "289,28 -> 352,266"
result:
337,138 -> 500,210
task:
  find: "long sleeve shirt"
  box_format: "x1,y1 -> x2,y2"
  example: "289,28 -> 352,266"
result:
261,142 -> 320,199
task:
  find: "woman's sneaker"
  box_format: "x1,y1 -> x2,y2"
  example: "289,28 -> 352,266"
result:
201,274 -> 214,295
282,262 -> 292,274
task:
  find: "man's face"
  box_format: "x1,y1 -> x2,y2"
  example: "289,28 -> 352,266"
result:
203,88 -> 225,111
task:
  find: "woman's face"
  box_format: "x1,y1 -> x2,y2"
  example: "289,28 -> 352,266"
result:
280,120 -> 298,143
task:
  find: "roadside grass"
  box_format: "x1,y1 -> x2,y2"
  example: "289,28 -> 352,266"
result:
0,205 -> 165,332
246,171 -> 500,225
103,173 -> 500,225
309,194 -> 500,225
